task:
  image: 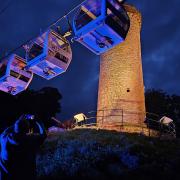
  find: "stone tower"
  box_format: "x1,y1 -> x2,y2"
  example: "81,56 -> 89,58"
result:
97,5 -> 146,131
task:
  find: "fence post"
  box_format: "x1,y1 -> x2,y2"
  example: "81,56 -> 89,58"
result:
122,109 -> 123,128
102,109 -> 104,127
147,119 -> 150,137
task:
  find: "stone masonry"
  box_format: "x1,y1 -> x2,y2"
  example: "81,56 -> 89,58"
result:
97,4 -> 146,131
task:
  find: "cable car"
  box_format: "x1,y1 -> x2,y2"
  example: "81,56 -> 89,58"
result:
73,0 -> 130,55
26,29 -> 72,80
0,54 -> 33,95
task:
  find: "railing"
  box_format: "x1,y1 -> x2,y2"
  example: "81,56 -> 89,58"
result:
73,109 -> 176,138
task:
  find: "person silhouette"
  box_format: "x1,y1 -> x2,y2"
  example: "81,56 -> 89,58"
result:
0,114 -> 47,180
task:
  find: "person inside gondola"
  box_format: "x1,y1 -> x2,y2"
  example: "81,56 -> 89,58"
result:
0,114 -> 47,180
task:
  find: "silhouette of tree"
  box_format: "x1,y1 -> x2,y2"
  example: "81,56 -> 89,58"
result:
145,89 -> 180,135
0,91 -> 18,131
0,87 -> 62,132
145,89 -> 169,117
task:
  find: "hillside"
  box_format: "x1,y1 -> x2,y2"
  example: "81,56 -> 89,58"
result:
37,129 -> 180,180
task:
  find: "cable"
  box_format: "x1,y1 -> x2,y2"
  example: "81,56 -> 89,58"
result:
0,0 -> 14,16
0,0 -> 86,62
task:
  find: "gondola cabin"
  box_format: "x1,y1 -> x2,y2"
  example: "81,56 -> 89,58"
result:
73,0 -> 130,55
26,29 -> 72,80
0,54 -> 33,95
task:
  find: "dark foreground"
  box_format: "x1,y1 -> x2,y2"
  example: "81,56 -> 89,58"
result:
37,129 -> 180,180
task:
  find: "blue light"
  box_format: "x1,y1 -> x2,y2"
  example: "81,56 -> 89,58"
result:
73,0 -> 130,55
26,29 -> 72,80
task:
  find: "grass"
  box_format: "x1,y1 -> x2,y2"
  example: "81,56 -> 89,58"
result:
37,129 -> 180,180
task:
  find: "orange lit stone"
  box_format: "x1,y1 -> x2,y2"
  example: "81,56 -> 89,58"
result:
97,4 -> 146,132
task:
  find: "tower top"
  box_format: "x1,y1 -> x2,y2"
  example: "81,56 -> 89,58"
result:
124,4 -> 142,27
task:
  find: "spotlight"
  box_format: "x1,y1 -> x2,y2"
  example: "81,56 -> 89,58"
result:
118,0 -> 126,3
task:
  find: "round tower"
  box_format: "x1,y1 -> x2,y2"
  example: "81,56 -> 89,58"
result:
97,4 -> 146,131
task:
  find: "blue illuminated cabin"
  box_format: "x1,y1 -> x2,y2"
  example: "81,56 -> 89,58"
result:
73,0 -> 130,55
0,54 -> 33,95
26,29 -> 72,80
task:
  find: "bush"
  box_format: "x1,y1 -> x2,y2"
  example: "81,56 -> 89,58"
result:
37,129 -> 180,180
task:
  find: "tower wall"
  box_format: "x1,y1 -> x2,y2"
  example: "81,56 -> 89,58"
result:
97,5 -> 146,130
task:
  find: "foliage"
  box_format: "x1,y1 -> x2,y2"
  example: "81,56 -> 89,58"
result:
37,129 -> 180,180
145,89 -> 180,136
145,89 -> 180,121
37,129 -> 139,179
0,87 -> 62,132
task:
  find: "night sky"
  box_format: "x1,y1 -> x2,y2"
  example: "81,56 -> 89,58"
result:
0,0 -> 179,120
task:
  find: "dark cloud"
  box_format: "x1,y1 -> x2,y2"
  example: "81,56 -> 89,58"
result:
0,0 -> 179,119
129,0 -> 180,95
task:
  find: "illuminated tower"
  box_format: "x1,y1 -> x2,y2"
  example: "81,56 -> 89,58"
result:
97,4 -> 146,131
